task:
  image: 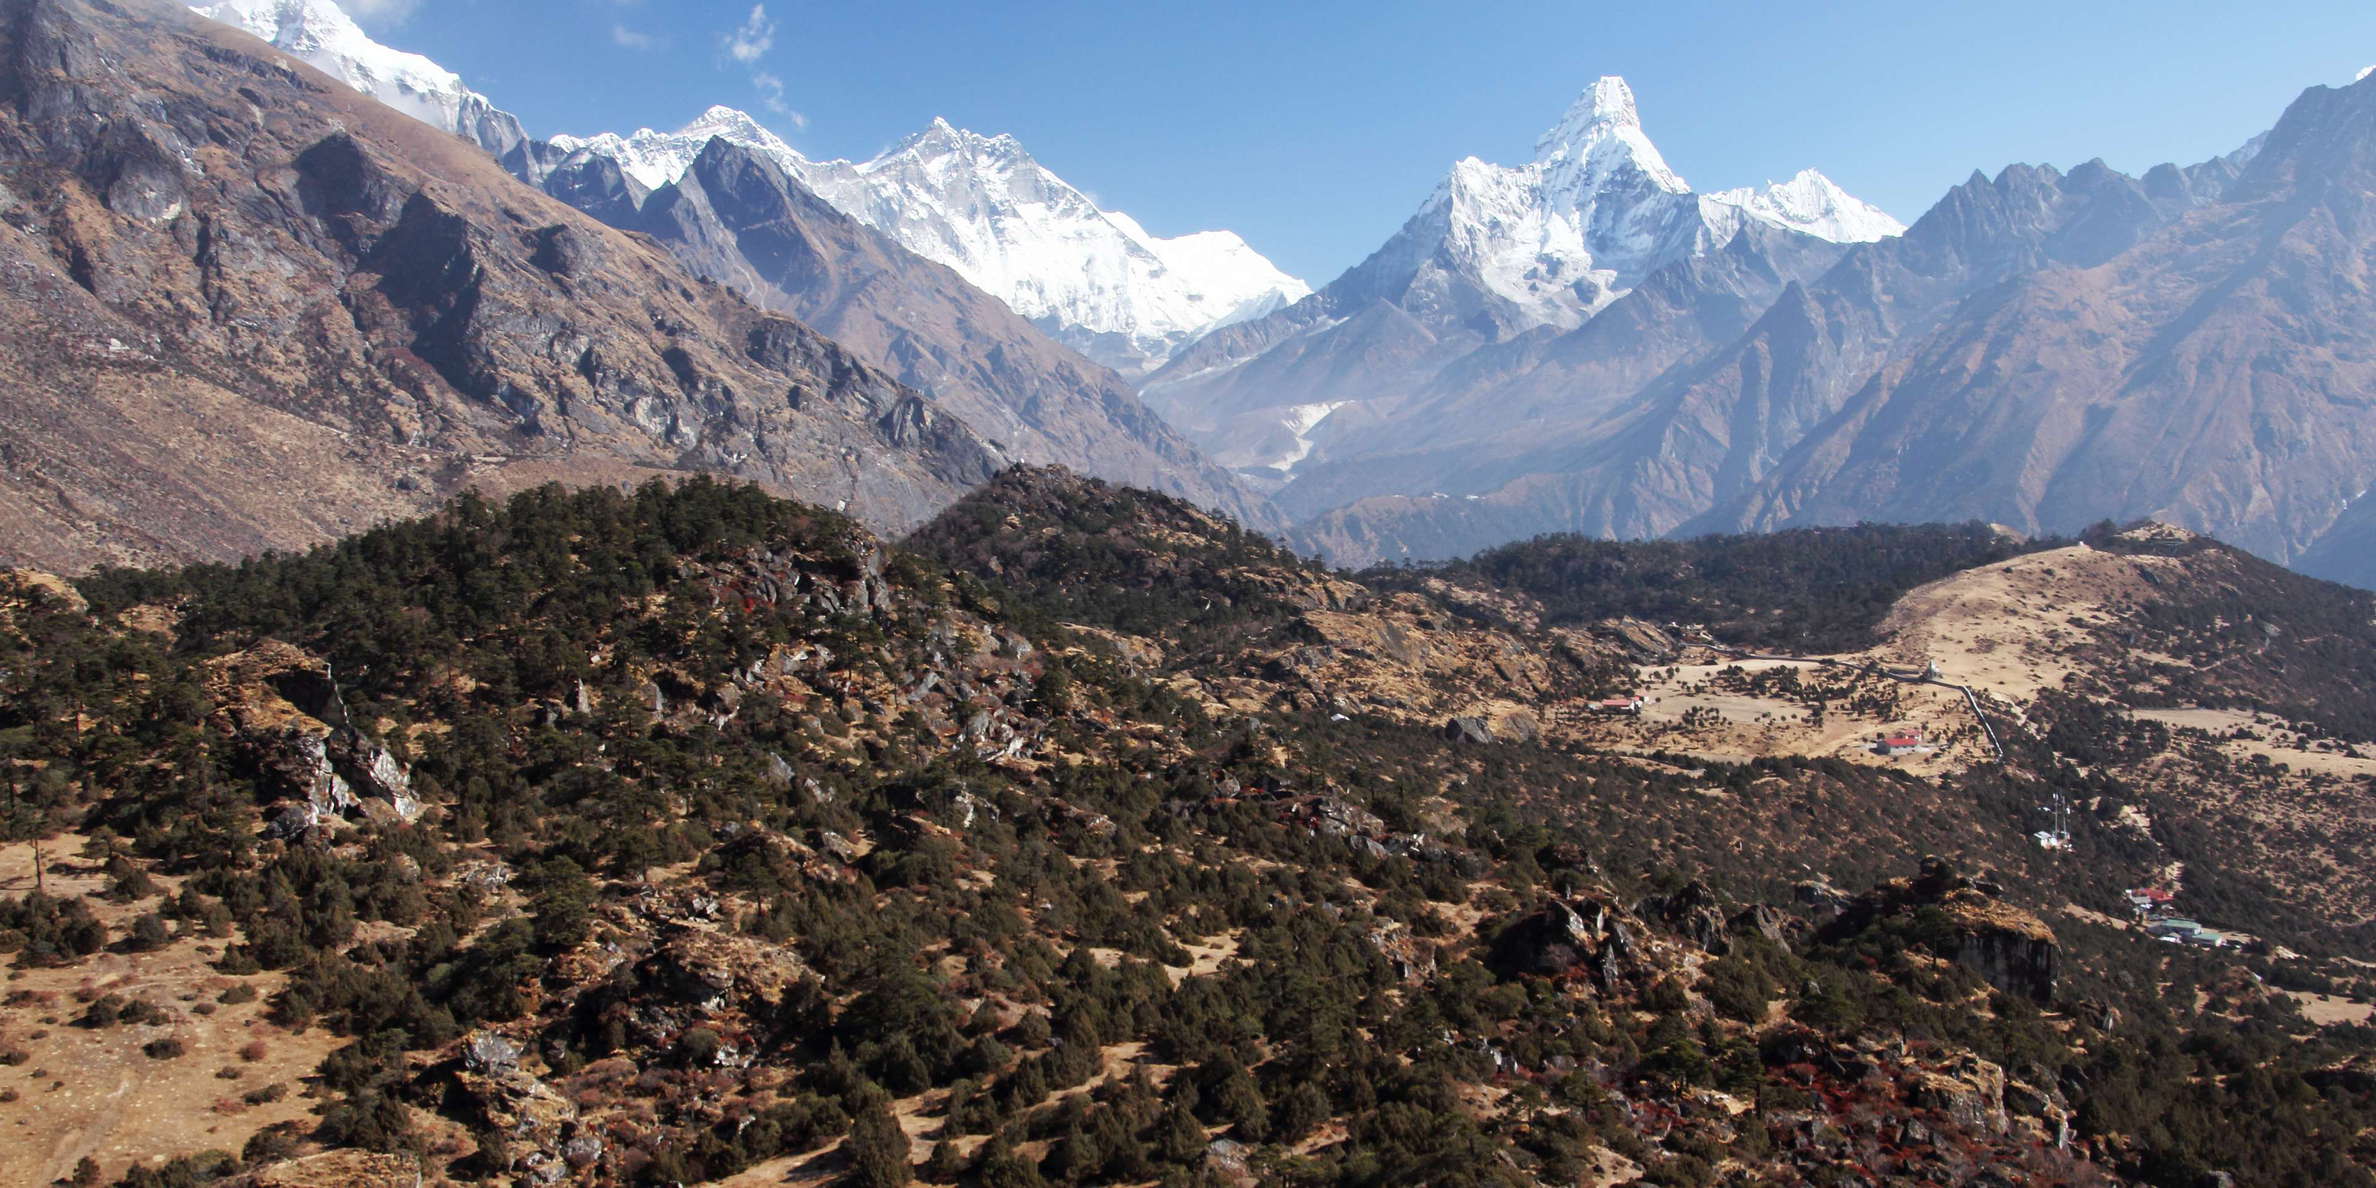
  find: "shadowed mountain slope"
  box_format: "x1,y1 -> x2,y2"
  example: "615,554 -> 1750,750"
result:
606,138 -> 1277,530
0,0 -> 1004,572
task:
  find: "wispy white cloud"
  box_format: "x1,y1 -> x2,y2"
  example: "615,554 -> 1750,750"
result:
724,5 -> 775,64
751,71 -> 807,127
611,23 -> 655,50
343,0 -> 420,26
714,7 -> 804,130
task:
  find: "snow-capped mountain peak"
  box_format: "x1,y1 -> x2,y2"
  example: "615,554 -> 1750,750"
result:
1532,75 -> 1689,197
546,103 -> 1306,376
683,105 -> 785,148
547,106 -> 803,191
1520,75 -> 1691,199
1541,76 -> 1644,141
184,0 -> 1303,374
1360,73 -> 1903,335
896,117 -> 1020,154
187,0 -> 521,154
794,120 -> 1310,374
1705,168 -> 1907,243
864,119 -> 1040,189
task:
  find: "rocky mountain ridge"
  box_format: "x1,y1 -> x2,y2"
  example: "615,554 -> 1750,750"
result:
1149,70 -> 2376,595
545,109 -> 1310,378
0,0 -> 1009,571
1695,75 -> 2376,581
184,0 -> 1276,529
1287,144 -> 2251,563
187,0 -> 524,158
571,135 -> 1278,529
1141,76 -> 1894,494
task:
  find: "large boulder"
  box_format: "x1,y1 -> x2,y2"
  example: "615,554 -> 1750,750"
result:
204,641 -> 425,833
1489,897 -> 1643,989
1639,880 -> 1730,955
637,922 -> 812,1015
1909,1054 -> 2010,1134
1595,617 -> 1684,664
452,1055 -> 579,1183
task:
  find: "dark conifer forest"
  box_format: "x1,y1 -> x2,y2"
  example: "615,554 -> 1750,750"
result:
2,475 -> 2373,1186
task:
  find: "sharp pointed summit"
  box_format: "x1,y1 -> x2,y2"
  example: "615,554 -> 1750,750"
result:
1534,76 -> 1647,155
1532,75 -> 1688,195
1393,73 -> 1901,333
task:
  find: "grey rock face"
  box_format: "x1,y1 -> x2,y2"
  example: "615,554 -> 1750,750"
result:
1443,715 -> 1494,745
463,1030 -> 522,1074
1488,897 -> 1642,989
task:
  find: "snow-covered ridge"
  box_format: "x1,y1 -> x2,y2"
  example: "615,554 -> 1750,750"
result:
547,106 -> 797,192
1705,169 -> 1906,245
188,0 -> 1303,378
552,108 -> 1309,376
187,0 -> 522,154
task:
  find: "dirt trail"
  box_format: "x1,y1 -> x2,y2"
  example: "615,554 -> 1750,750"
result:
41,1070 -> 135,1183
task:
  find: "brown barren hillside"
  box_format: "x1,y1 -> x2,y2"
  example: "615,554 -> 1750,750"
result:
0,0 -> 1002,572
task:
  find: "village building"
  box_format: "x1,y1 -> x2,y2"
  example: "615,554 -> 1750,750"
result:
1875,729 -> 1928,756
1593,694 -> 1644,715
2149,917 -> 2224,946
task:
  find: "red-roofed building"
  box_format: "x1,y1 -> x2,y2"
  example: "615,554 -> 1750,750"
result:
1876,730 -> 1927,756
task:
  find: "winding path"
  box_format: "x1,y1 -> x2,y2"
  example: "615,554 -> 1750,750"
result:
1693,642 -> 2010,764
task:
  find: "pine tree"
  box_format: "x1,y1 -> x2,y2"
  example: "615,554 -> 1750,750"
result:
845,1098 -> 912,1188
1271,1081 -> 1330,1144
1157,1098 -> 1207,1165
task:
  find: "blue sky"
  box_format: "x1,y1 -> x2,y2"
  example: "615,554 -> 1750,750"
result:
369,0 -> 2374,284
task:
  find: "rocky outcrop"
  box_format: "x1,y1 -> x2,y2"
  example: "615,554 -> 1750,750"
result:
1489,897 -> 1646,989
1444,714 -> 1496,745
635,920 -> 811,1017
201,640 -> 424,835
1729,903 -> 1790,944
0,567 -> 86,616
1822,859 -> 2059,1003
1946,922 -> 2060,1006
1639,880 -> 1730,955
1596,617 -> 1684,664
1909,1054 -> 2010,1134
452,1030 -> 583,1184
228,1151 -> 423,1188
